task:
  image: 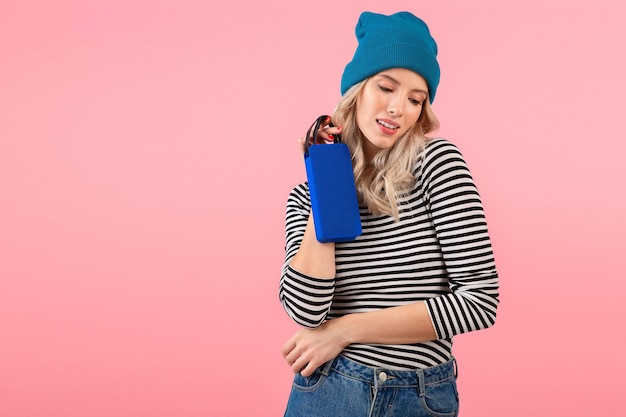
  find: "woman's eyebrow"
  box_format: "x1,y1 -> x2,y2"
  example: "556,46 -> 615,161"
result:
376,74 -> 428,95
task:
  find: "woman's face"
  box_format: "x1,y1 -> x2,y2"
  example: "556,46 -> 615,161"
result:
355,68 -> 428,160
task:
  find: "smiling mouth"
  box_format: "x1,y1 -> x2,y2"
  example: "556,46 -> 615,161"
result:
377,119 -> 399,129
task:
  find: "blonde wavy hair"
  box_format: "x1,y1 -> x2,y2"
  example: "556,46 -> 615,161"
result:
332,78 -> 440,220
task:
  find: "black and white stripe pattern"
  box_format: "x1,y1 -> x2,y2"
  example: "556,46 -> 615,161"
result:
279,138 -> 499,369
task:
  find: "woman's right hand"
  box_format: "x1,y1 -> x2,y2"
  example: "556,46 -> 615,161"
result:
299,116 -> 343,154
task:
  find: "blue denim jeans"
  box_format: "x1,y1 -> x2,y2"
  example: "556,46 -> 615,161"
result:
284,355 -> 459,417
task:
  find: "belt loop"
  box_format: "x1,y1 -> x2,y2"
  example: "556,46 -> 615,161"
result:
320,356 -> 335,376
416,368 -> 425,397
452,356 -> 458,379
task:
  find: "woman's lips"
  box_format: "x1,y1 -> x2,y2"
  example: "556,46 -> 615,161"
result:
376,119 -> 399,135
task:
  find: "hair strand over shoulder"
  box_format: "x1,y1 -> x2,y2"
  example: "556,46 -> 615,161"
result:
332,79 -> 440,220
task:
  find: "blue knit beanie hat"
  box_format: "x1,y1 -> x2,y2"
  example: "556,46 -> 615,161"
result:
340,11 -> 440,103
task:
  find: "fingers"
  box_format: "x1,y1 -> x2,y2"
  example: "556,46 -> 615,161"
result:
326,126 -> 343,136
300,116 -> 344,153
281,333 -> 297,355
324,129 -> 342,143
289,354 -> 322,377
312,116 -> 343,144
319,119 -> 342,143
305,116 -> 327,146
283,347 -> 307,374
282,333 -> 310,374
283,348 -> 298,365
285,349 -> 315,375
281,337 -> 302,370
290,355 -> 308,374
299,361 -> 318,377
282,329 -> 335,376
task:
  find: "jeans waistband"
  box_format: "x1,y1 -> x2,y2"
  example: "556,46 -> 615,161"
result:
320,355 -> 457,390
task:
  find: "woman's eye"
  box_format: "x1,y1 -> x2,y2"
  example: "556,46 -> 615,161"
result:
378,85 -> 393,93
409,98 -> 423,106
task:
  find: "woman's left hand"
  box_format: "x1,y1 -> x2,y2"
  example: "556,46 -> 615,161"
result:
281,319 -> 349,377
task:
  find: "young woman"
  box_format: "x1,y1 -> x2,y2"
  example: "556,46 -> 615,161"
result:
279,11 -> 499,417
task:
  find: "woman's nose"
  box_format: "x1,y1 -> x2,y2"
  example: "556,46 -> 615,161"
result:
387,97 -> 404,117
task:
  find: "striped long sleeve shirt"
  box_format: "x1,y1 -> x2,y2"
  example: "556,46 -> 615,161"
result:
279,138 -> 499,370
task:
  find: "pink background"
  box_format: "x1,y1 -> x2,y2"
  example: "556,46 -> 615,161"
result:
1,0 -> 625,416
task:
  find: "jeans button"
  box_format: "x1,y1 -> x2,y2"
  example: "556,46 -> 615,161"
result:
378,372 -> 388,382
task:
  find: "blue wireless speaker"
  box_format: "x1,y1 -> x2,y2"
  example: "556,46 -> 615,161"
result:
304,116 -> 362,242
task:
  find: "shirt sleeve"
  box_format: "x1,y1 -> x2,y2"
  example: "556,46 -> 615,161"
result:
278,184 -> 335,327
419,139 -> 500,340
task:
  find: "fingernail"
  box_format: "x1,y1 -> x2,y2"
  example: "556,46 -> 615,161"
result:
337,126 -> 343,131
328,134 -> 335,140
